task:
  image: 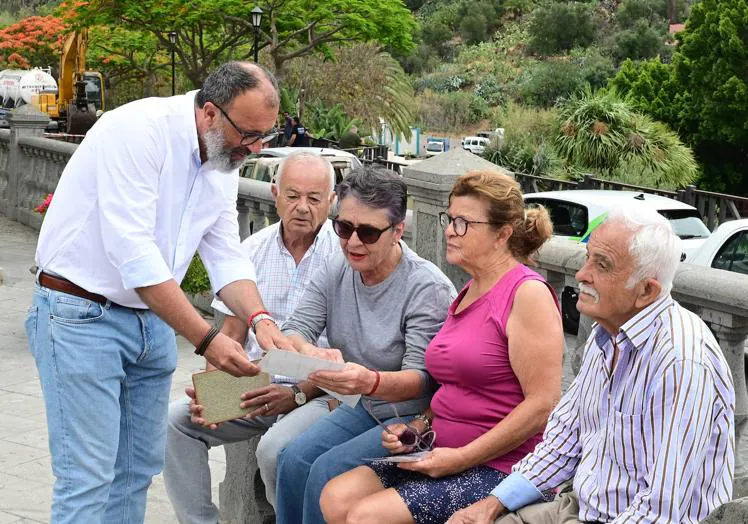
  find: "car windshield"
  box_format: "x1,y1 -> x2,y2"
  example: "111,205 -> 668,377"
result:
658,209 -> 711,239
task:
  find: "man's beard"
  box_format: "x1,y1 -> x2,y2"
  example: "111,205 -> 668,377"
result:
203,125 -> 246,173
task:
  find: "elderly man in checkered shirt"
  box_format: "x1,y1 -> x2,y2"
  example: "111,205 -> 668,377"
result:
163,151 -> 341,524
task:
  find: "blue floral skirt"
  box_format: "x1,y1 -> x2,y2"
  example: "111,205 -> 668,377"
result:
369,463 -> 507,524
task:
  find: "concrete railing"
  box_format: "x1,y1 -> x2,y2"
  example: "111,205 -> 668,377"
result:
0,106 -> 76,230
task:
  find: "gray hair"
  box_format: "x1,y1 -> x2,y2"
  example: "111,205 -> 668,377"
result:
274,152 -> 335,194
336,165 -> 407,224
195,61 -> 279,109
604,207 -> 681,296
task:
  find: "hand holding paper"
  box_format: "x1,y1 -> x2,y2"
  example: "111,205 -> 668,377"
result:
259,350 -> 361,407
308,362 -> 377,396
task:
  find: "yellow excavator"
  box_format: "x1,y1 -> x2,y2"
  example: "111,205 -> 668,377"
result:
34,29 -> 105,134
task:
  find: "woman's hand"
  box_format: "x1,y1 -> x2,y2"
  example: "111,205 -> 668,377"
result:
308,362 -> 376,394
298,343 -> 344,363
398,447 -> 469,478
381,422 -> 425,454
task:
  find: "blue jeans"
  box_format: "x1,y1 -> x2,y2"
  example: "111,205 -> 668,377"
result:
275,401 -> 408,524
26,285 -> 177,524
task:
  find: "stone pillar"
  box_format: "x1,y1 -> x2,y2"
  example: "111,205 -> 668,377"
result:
402,148 -> 509,291
219,438 -> 275,524
710,319 -> 748,498
6,106 -> 49,220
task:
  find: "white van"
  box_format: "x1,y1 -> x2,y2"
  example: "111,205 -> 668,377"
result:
462,136 -> 490,155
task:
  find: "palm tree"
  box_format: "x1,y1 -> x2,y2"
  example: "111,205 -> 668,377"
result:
555,88 -> 697,189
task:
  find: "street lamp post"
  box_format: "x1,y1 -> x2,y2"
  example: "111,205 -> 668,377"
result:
168,31 -> 177,96
251,7 -> 263,63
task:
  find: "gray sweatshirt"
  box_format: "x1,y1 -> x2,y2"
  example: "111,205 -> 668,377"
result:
282,241 -> 456,418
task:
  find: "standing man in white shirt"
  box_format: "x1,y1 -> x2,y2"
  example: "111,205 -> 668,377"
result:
26,61 -> 289,524
164,152 -> 340,523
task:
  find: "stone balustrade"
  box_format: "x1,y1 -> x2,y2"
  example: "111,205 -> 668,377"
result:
0,106 -> 76,230
3,106 -> 748,520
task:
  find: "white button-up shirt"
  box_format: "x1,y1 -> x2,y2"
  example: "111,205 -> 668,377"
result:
36,91 -> 254,308
212,220 -> 338,383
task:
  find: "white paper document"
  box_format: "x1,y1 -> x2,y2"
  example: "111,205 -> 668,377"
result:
365,451 -> 430,464
259,350 -> 361,407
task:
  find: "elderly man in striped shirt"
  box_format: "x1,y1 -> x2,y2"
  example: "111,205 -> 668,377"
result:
449,207 -> 735,524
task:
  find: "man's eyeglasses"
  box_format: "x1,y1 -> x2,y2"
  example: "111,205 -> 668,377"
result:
364,400 -> 436,452
439,212 -> 498,237
212,102 -> 278,146
332,218 -> 393,245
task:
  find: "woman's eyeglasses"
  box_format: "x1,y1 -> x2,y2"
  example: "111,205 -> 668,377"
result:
332,218 -> 393,245
438,212 -> 498,237
364,400 -> 436,452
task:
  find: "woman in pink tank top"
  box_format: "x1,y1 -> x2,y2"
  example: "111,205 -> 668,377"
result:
321,171 -> 565,524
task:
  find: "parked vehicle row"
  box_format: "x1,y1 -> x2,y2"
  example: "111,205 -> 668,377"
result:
523,190 -> 746,333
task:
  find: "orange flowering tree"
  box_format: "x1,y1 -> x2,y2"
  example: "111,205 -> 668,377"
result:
0,15 -> 68,69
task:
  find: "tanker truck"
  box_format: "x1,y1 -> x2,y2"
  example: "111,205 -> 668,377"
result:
0,30 -> 105,134
0,68 -> 59,129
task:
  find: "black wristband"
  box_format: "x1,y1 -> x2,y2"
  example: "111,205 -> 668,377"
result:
195,327 -> 220,356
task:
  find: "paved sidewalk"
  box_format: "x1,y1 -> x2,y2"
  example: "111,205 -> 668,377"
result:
0,216 -> 222,523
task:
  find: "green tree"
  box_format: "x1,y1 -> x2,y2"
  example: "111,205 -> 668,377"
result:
87,27 -> 171,98
484,102 -> 563,176
673,0 -> 748,193
527,3 -> 595,55
62,0 -> 416,85
674,0 -> 748,147
616,0 -> 668,28
612,18 -> 667,62
514,60 -> 587,108
607,58 -> 680,124
285,44 -> 415,139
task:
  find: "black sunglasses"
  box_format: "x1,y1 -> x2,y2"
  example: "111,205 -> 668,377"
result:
332,218 -> 393,244
364,400 -> 436,451
212,102 -> 278,146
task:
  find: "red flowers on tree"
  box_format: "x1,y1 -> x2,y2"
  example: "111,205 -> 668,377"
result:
0,16 -> 68,70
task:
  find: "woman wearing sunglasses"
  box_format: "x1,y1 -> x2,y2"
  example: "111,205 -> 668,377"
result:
274,166 -> 457,524
320,171 -> 564,524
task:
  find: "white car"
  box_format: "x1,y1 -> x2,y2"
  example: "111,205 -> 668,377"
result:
523,190 -> 712,334
524,190 -> 711,259
425,141 -> 446,157
687,219 -> 748,275
240,147 -> 362,186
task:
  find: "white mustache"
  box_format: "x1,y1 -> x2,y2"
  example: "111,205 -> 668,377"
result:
578,283 -> 600,304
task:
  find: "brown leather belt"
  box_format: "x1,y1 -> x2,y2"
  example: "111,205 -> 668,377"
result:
39,272 -> 108,305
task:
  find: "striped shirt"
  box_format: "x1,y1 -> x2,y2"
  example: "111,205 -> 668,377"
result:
212,220 -> 339,383
493,295 -> 735,523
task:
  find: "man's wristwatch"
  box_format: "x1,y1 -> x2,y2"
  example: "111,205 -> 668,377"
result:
291,385 -> 307,406
250,313 -> 276,334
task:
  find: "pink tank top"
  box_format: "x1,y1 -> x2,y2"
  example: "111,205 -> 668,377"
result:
425,264 -> 559,474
